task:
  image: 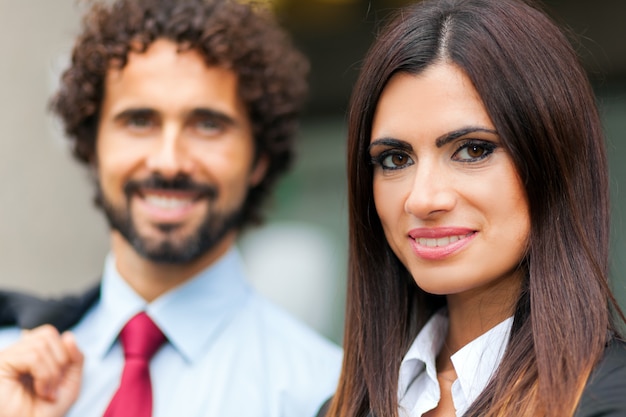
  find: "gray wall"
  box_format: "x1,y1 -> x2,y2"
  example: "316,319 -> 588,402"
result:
0,1 -> 109,295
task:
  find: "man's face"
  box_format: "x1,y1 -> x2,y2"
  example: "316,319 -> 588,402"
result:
95,39 -> 266,264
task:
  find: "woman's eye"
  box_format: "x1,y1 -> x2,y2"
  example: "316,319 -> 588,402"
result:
373,151 -> 414,170
453,141 -> 496,162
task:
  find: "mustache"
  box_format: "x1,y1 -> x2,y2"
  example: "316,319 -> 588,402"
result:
124,174 -> 218,201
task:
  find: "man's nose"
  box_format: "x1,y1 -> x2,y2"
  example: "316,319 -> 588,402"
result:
145,125 -> 194,177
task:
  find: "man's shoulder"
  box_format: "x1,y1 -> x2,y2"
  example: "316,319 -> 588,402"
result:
231,291 -> 343,381
0,284 -> 100,332
576,337 -> 626,416
236,293 -> 342,417
243,292 -> 342,356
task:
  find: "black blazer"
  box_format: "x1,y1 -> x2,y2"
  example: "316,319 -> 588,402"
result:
317,338 -> 626,417
575,338 -> 626,417
0,285 -> 100,333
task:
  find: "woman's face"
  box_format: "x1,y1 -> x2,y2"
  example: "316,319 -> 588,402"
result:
370,64 -> 530,299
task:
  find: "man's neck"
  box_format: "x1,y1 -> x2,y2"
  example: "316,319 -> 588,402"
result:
109,232 -> 236,302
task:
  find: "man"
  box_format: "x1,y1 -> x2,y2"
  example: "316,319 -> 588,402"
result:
0,1 -> 342,416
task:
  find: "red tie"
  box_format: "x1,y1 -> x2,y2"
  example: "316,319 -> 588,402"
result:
103,312 -> 166,417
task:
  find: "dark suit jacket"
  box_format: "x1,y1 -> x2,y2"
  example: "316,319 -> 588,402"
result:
574,338 -> 626,417
316,338 -> 626,417
0,285 -> 100,333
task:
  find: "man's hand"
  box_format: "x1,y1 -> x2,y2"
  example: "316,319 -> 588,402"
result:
0,325 -> 83,417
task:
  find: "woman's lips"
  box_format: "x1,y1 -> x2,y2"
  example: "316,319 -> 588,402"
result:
408,227 -> 477,260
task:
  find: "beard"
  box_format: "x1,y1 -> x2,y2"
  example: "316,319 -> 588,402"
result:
98,173 -> 244,264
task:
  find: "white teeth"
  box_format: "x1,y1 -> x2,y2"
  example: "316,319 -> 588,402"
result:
144,195 -> 193,209
416,234 -> 467,247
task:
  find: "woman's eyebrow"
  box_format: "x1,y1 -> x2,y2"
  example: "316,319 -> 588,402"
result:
435,127 -> 498,148
368,138 -> 413,153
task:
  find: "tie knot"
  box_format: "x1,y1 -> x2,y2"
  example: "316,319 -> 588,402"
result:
119,312 -> 166,360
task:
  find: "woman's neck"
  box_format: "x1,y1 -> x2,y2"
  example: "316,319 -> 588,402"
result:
443,272 -> 522,355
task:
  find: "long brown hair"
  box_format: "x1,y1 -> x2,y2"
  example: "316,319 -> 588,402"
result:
329,0 -> 625,416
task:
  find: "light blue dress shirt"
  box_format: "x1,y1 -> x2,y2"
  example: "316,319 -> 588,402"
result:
0,248 -> 342,417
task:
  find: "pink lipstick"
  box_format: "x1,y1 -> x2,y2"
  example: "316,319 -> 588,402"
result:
408,227 -> 476,260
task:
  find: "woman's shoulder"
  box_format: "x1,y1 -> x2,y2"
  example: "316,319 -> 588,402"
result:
316,397 -> 332,417
576,337 -> 626,417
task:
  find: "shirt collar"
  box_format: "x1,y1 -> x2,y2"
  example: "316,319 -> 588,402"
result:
92,247 -> 251,363
451,316 -> 513,406
398,310 -> 513,410
398,311 -> 448,398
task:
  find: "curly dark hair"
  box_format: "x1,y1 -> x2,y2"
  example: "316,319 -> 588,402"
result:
51,0 -> 309,227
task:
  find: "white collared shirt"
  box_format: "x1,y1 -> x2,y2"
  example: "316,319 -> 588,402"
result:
398,311 -> 513,417
0,248 -> 342,417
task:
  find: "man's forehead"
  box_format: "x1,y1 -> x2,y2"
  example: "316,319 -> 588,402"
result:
99,39 -> 249,125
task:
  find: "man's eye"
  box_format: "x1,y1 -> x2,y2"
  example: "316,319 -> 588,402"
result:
192,118 -> 223,136
127,116 -> 154,129
452,141 -> 496,162
197,119 -> 219,131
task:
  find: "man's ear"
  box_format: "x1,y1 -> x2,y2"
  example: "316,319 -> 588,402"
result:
89,156 -> 99,177
249,154 -> 269,187
88,159 -> 103,207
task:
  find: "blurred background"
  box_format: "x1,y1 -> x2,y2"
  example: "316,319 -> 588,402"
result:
0,0 -> 625,344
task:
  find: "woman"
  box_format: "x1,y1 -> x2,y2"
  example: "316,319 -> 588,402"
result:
323,0 -> 626,416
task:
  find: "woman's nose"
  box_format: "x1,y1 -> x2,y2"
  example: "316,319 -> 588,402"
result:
404,162 -> 456,219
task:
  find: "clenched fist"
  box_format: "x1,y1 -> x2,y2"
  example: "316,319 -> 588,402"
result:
0,325 -> 83,417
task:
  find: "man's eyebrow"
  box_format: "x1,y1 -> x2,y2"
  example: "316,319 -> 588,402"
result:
368,138 -> 413,153
111,107 -> 240,127
188,108 -> 238,127
435,127 -> 498,148
113,108 -> 156,121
